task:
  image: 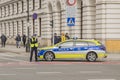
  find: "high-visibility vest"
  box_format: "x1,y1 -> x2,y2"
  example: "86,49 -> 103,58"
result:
61,35 -> 66,42
30,38 -> 38,48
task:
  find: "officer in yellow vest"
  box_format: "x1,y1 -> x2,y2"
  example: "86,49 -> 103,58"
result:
30,34 -> 38,62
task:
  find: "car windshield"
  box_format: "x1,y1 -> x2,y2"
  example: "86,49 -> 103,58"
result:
87,42 -> 96,46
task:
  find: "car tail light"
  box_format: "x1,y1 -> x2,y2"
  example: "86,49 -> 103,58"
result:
100,45 -> 106,51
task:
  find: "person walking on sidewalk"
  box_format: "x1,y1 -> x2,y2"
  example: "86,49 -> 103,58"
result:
30,34 -> 38,62
22,34 -> 26,47
0,34 -> 7,47
15,34 -> 21,48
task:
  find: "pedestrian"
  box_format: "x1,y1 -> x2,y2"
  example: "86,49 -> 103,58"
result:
0,34 -> 7,47
51,33 -> 59,45
15,34 -> 21,48
57,36 -> 61,43
61,33 -> 66,42
22,34 -> 26,47
30,34 -> 38,62
65,33 -> 70,40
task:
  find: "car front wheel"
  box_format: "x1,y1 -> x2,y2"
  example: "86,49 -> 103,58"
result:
86,52 -> 97,62
44,51 -> 54,61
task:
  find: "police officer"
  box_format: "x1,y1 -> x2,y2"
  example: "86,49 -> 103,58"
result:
30,34 -> 38,62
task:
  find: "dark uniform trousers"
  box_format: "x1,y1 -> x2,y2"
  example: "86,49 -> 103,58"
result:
1,41 -> 6,47
30,47 -> 38,62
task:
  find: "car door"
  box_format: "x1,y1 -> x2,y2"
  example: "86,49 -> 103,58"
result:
74,41 -> 89,58
53,41 -> 74,58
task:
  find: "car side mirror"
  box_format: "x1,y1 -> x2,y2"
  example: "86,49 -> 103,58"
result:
59,46 -> 61,48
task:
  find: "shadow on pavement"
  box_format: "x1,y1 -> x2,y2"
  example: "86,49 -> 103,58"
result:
37,59 -> 106,62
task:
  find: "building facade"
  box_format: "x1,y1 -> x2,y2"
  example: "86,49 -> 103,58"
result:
0,0 -> 120,53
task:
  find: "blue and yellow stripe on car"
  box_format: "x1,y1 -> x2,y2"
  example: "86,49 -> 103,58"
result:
38,52 -> 107,60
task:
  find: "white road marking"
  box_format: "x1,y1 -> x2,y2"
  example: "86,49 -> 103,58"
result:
0,53 -> 28,57
0,53 -> 15,57
0,74 -> 16,76
36,72 -> 62,74
53,64 -> 71,65
0,57 -> 25,62
80,71 -> 102,74
16,68 -> 36,70
88,79 -> 116,80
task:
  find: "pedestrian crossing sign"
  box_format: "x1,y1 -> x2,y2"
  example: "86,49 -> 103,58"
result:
67,17 -> 75,26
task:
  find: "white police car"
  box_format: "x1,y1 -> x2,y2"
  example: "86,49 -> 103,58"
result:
38,39 -> 107,62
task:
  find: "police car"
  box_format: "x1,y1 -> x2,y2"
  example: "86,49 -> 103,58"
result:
37,39 -> 107,62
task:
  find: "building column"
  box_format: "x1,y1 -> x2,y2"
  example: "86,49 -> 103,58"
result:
23,0 -> 27,13
29,18 -> 33,37
5,22 -> 9,37
18,1 -> 22,14
0,8 -> 2,18
1,7 -> 5,17
9,21 -> 13,37
23,19 -> 27,36
13,3 -> 16,14
53,12 -> 61,35
1,22 -> 5,34
9,4 -> 13,15
34,18 -> 39,36
82,0 -> 96,39
0,23 -> 1,36
96,0 -> 120,53
18,20 -> 23,36
13,21 -> 18,36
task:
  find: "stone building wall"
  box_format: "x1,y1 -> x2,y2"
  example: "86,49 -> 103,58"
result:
0,0 -> 120,53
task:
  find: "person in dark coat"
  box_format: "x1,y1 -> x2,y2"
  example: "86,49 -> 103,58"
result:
0,34 -> 7,47
65,33 -> 70,40
51,33 -> 59,45
22,34 -> 26,47
15,34 -> 21,48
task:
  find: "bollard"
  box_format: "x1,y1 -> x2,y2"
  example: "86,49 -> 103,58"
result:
26,42 -> 30,52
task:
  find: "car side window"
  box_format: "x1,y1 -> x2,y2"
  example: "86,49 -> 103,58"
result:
59,41 -> 73,47
88,42 -> 96,46
75,41 -> 88,46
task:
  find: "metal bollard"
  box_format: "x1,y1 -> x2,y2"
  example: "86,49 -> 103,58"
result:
26,42 -> 30,52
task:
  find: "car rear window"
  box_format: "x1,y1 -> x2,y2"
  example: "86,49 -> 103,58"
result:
88,42 -> 96,46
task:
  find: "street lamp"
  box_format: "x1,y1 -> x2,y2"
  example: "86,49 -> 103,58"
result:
26,0 -> 30,52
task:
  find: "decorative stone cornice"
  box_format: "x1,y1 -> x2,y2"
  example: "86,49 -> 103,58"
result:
0,0 -> 21,7
96,0 -> 120,5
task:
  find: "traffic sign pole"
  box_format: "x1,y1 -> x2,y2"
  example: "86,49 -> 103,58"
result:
66,0 -> 77,38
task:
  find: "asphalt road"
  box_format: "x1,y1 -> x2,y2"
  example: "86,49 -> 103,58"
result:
0,52 -> 120,80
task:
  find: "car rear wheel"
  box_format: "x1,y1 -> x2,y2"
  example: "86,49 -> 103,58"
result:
44,52 -> 54,61
86,52 -> 97,62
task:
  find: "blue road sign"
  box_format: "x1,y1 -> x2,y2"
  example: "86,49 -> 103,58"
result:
67,17 -> 75,26
33,13 -> 37,20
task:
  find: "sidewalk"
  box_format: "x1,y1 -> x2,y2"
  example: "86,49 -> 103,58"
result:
0,45 -> 120,61
0,45 -> 27,54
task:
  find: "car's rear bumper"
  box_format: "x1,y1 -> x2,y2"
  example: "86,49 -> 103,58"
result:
97,53 -> 107,59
